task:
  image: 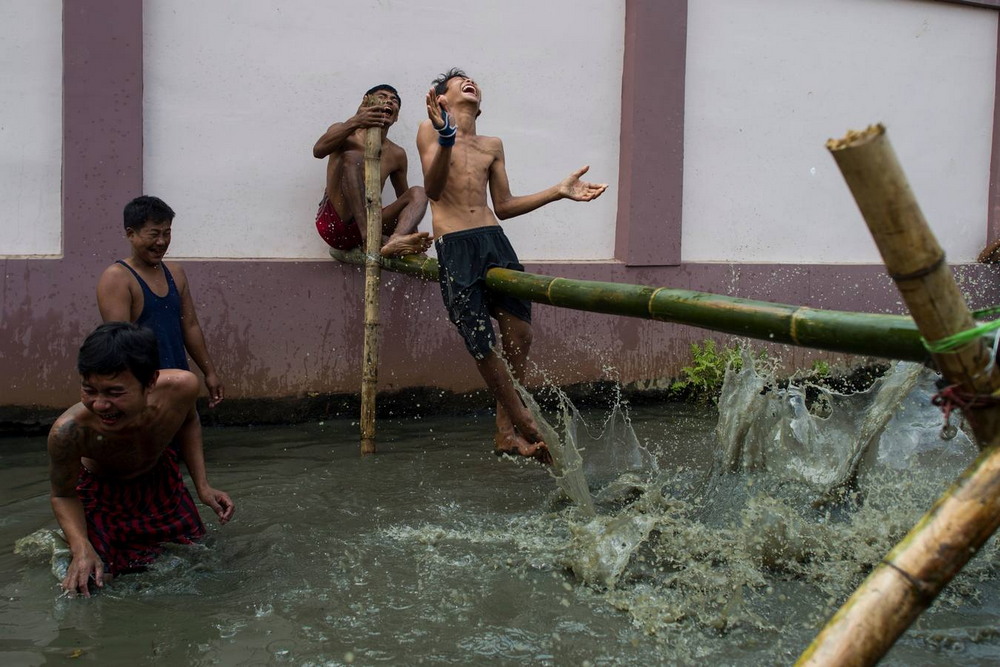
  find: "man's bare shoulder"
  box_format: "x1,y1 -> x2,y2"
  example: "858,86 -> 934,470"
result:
151,371 -> 196,413
163,260 -> 189,289
96,263 -> 133,303
98,261 -> 131,283
383,135 -> 405,150
155,369 -> 200,401
48,404 -> 94,453
381,139 -> 408,160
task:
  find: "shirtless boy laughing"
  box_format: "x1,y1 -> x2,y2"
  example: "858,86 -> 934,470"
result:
416,68 -> 607,463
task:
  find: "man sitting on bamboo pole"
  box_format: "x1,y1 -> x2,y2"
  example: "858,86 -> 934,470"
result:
417,68 -> 607,463
313,84 -> 432,257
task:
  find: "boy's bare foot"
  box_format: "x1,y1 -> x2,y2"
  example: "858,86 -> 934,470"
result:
494,432 -> 553,465
380,232 -> 433,257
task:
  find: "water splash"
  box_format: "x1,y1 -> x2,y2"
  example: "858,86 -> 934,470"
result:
518,380 -> 659,519
516,385 -> 595,517
14,528 -> 70,581
512,351 -> 996,656
715,350 -> 944,500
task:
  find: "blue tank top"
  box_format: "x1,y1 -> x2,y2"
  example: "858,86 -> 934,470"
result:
116,259 -> 189,370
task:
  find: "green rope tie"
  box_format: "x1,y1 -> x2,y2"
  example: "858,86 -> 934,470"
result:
922,306 -> 1000,354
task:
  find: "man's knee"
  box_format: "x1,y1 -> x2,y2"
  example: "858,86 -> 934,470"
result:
410,185 -> 427,203
401,185 -> 428,208
504,320 -> 533,351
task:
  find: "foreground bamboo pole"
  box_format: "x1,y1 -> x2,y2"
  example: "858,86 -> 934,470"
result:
359,96 -> 383,456
330,247 -> 928,363
797,125 -> 1000,666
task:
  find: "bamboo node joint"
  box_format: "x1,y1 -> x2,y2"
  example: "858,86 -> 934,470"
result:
880,559 -> 935,604
888,254 -> 945,282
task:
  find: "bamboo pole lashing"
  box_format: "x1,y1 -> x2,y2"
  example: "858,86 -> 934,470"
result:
360,94 -> 383,455
797,125 -> 1000,666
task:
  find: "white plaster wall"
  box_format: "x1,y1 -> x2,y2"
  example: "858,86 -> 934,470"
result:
0,0 -> 62,257
143,1 -> 624,261
683,0 -> 997,264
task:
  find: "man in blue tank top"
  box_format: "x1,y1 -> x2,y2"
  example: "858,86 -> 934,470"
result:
96,196 -> 225,408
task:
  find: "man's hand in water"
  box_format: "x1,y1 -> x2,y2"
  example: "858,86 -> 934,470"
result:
557,166 -> 608,202
198,486 -> 236,524
62,544 -> 105,598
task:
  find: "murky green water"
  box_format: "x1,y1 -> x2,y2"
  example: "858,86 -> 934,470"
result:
3,371 -> 1000,665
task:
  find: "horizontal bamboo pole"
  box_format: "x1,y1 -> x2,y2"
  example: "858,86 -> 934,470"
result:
330,247 -> 926,363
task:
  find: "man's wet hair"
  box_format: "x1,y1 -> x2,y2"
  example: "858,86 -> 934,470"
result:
365,84 -> 400,107
432,68 -> 470,96
78,322 -> 160,387
123,195 -> 175,232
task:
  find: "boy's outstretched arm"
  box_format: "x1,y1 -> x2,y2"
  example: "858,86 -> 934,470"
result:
489,146 -> 608,220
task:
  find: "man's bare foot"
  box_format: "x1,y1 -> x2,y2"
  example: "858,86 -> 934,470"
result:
494,432 -> 553,465
380,232 -> 433,257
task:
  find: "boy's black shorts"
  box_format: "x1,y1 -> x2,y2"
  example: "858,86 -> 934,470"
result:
435,225 -> 532,360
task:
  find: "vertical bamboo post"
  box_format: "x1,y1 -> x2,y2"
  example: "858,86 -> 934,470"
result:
798,125 -> 1000,666
360,95 -> 382,456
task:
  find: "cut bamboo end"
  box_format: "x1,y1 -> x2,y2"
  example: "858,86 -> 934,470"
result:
826,123 -> 885,152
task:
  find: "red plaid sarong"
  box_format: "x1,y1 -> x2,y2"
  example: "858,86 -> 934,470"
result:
76,454 -> 206,575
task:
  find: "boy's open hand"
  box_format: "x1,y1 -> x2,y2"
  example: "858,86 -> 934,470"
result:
425,88 -> 450,130
558,166 -> 608,202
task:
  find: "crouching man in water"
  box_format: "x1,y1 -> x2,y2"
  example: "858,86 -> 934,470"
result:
47,322 -> 235,597
417,68 -> 607,463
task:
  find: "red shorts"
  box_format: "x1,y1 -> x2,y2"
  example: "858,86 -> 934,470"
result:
315,196 -> 362,250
